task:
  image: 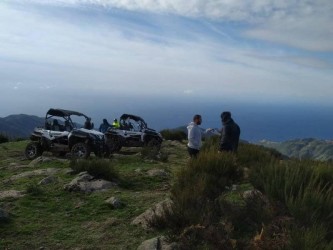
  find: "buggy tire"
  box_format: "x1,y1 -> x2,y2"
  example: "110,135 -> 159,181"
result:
25,142 -> 43,160
107,136 -> 122,153
147,139 -> 161,150
71,143 -> 91,159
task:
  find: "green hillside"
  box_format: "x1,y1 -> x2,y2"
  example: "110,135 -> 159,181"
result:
0,139 -> 332,249
258,138 -> 333,161
0,114 -> 44,139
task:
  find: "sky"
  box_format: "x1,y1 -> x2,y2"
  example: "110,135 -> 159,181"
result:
0,0 -> 333,129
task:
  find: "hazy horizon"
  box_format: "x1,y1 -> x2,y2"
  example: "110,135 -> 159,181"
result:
1,99 -> 332,143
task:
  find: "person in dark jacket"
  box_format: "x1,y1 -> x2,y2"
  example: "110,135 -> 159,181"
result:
219,111 -> 240,152
99,119 -> 111,133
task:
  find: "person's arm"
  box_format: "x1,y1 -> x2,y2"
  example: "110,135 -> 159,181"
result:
188,126 -> 200,149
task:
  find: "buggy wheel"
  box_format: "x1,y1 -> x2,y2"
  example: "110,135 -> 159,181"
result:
107,136 -> 122,153
25,142 -> 43,160
147,139 -> 161,150
71,143 -> 91,159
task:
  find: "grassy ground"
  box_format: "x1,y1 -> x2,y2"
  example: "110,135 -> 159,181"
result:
0,140 -> 188,249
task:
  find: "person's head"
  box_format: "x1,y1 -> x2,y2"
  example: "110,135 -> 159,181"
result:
193,114 -> 202,125
103,118 -> 107,124
221,111 -> 231,123
114,118 -> 118,122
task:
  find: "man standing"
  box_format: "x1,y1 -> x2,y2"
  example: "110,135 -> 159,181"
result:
219,111 -> 240,152
187,114 -> 203,158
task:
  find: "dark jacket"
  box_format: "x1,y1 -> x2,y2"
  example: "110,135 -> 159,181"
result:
219,118 -> 240,152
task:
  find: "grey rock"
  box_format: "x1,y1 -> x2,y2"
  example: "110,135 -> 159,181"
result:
0,208 -> 9,221
28,156 -> 53,167
137,236 -> 178,250
243,189 -> 264,200
39,176 -> 57,185
10,168 -> 60,181
105,197 -> 123,209
64,172 -> 117,193
147,169 -> 168,177
64,168 -> 76,175
131,199 -> 173,229
0,190 -> 25,199
137,237 -> 159,250
243,189 -> 269,206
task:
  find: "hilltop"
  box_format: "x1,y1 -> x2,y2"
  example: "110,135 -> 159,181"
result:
1,138 -> 332,249
258,138 -> 333,161
0,114 -> 44,139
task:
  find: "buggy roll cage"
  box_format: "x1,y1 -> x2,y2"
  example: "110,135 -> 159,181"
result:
119,114 -> 148,130
45,108 -> 91,129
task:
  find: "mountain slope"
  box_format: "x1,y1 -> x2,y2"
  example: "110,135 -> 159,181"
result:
258,138 -> 333,161
0,114 -> 44,138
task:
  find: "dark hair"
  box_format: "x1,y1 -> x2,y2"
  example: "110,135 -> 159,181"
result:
221,112 -> 231,121
193,114 -> 201,121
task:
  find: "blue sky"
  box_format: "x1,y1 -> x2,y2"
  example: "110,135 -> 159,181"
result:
0,0 -> 333,119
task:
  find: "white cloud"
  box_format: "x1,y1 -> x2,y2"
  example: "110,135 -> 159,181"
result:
0,0 -> 332,109
7,0 -> 333,52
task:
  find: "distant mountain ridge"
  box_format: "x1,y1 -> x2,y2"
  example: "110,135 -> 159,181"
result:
0,114 -> 44,138
258,138 -> 333,161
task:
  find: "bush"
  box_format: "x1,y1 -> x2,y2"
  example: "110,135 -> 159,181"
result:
169,151 -> 242,228
26,182 -> 43,196
160,129 -> 186,141
69,159 -> 118,181
287,224 -> 333,250
0,133 -> 9,144
141,146 -> 168,162
250,159 -> 333,244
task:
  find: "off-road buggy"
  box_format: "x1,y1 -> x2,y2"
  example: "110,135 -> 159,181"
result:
25,108 -> 106,159
105,114 -> 163,153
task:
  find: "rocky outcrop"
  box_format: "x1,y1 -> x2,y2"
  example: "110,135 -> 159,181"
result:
147,169 -> 168,177
0,190 -> 25,199
64,172 -> 117,193
28,156 -> 53,167
38,176 -> 58,185
131,199 -> 173,229
9,168 -> 60,181
137,236 -> 178,250
105,197 -> 124,209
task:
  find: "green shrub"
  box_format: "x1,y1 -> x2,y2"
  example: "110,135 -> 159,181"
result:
26,182 -> 43,196
0,133 -> 9,144
200,135 -> 220,152
160,129 -> 186,141
250,158 -> 333,243
141,146 -> 168,162
170,151 -> 242,228
69,159 -> 118,181
287,224 -> 333,250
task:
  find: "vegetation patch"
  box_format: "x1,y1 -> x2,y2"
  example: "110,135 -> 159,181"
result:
69,158 -> 119,182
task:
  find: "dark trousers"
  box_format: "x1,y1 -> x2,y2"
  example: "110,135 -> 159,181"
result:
187,147 -> 199,158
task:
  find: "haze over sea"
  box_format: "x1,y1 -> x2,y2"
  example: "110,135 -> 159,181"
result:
4,94 -> 330,143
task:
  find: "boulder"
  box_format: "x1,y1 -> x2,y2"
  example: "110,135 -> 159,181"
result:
10,168 -> 60,181
0,190 -> 25,199
28,156 -> 53,167
39,176 -> 57,185
105,197 -> 123,209
137,236 -> 178,250
147,169 -> 168,177
64,172 -> 117,193
243,189 -> 269,206
131,199 -> 173,229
